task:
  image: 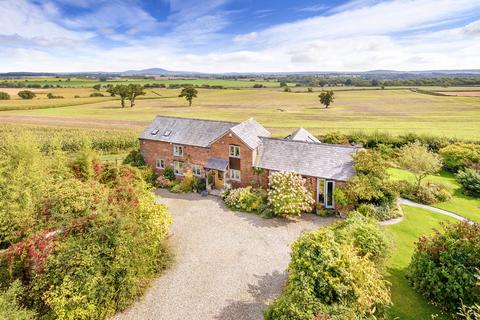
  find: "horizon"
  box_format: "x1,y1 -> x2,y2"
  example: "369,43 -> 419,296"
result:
1,0 -> 480,73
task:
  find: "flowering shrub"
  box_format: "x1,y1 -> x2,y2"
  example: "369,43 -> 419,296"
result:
267,171 -> 314,216
155,175 -> 174,188
225,186 -> 265,212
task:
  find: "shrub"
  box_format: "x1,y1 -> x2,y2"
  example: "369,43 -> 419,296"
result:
264,228 -> 391,320
122,148 -> 146,167
398,180 -> 452,204
439,143 -> 480,171
225,186 -> 265,212
0,135 -> 172,319
170,183 -> 182,193
163,166 -> 175,181
179,172 -> 195,192
458,303 -> 480,320
90,92 -> 105,97
345,150 -> 398,207
333,187 -> 349,214
406,221 -> 480,314
0,91 -> 10,100
17,90 -> 36,99
267,171 -> 314,216
321,131 -> 349,145
192,177 -> 206,192
47,93 -> 64,99
456,168 -> 480,196
333,214 -> 390,264
155,175 -> 174,188
354,202 -> 401,221
0,280 -> 36,319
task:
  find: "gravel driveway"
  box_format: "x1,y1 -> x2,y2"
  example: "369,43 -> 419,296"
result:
116,190 -> 333,320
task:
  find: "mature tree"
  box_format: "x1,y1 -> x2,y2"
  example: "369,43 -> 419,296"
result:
319,90 -> 335,108
93,84 -> 101,91
397,142 -> 442,187
110,85 -> 129,108
178,86 -> 198,107
279,81 -> 287,87
126,84 -> 145,107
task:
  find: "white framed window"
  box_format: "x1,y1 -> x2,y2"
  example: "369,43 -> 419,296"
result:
173,145 -> 184,157
229,145 -> 240,158
156,159 -> 165,169
192,164 -> 201,177
229,169 -> 241,181
173,161 -> 184,176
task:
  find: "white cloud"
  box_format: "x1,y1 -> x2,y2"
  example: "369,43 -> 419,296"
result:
0,0 -> 479,72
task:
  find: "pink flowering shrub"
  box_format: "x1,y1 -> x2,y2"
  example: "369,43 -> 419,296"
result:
267,171 -> 315,216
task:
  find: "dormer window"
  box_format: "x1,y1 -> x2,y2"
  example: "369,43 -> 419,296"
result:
229,145 -> 240,158
163,130 -> 172,137
173,145 -> 184,157
151,129 -> 159,135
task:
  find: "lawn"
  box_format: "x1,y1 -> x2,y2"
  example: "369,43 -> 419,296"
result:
2,87 -> 480,139
384,205 -> 457,320
389,168 -> 480,222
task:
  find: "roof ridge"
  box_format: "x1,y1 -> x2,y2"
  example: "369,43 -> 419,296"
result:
154,115 -> 240,125
260,136 -> 359,149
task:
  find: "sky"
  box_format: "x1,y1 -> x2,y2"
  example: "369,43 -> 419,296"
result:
1,0 -> 480,73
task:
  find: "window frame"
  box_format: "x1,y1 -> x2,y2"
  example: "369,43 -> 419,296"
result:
156,159 -> 165,169
229,145 -> 241,158
173,145 -> 184,157
191,164 -> 202,177
229,169 -> 241,181
173,160 -> 184,176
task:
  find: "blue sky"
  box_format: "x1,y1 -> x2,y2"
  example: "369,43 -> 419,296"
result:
1,0 -> 480,72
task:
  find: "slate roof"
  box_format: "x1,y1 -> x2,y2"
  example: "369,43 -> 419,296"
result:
205,158 -> 229,171
140,116 -> 271,149
285,127 -> 320,143
140,116 -> 238,147
231,118 -> 271,149
256,137 -> 358,181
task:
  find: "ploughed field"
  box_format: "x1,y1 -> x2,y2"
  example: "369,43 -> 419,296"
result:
1,85 -> 479,139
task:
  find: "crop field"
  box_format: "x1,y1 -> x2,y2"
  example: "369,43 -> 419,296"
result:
0,77 -> 286,88
0,85 -> 479,139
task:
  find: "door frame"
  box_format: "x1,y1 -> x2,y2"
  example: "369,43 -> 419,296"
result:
317,178 -> 335,208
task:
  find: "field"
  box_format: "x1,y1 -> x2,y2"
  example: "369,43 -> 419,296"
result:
1,85 -> 479,139
0,77 -> 285,88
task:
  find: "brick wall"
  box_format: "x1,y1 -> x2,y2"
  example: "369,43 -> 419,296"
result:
140,131 -> 255,186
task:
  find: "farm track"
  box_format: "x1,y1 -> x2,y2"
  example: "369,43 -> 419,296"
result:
0,114 -> 148,129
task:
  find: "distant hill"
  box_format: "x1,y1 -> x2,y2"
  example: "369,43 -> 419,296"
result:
1,69 -> 480,80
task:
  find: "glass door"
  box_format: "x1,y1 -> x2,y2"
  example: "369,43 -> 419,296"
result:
325,180 -> 335,208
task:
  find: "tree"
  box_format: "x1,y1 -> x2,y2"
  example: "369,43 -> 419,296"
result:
178,86 -> 198,107
0,92 -> 10,100
92,84 -> 101,91
397,142 -> 442,187
17,90 -> 36,99
126,84 -> 145,107
279,81 -> 287,87
110,85 -> 129,108
319,90 -> 334,108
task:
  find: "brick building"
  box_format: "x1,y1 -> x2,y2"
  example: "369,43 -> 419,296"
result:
140,116 -> 358,208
